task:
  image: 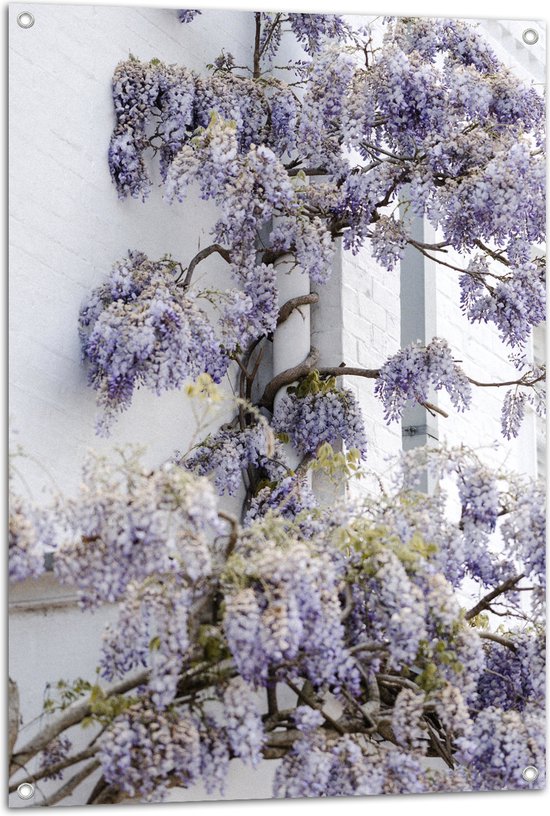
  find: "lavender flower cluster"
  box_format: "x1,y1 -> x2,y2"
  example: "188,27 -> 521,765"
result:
79,251 -> 228,433
8,492 -> 47,583
178,10 -> 201,24
273,383 -> 368,457
274,734 -> 430,798
460,259 -> 546,348
287,14 -> 350,55
53,451 -> 220,607
500,481 -> 546,602
375,338 -> 471,423
223,677 -> 265,766
39,737 -> 72,781
244,474 -> 317,526
455,706 -> 545,790
98,705 -> 201,801
221,263 -> 279,351
477,633 -> 545,713
99,580 -> 192,710
166,115 -> 297,272
391,689 -> 428,752
182,423 -> 273,496
457,464 -> 499,532
223,537 -> 358,692
358,548 -> 428,669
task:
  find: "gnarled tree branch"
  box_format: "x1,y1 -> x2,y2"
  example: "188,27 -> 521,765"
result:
37,759 -> 101,808
465,573 -> 525,621
277,293 -> 319,326
180,243 -> 231,289
259,346 -> 320,410
478,631 -> 518,653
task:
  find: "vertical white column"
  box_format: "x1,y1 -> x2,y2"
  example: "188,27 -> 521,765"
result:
272,256 -> 312,469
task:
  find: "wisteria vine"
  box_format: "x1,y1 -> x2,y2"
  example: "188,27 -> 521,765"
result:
8,7 -> 546,807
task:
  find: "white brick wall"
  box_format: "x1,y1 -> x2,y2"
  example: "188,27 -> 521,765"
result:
9,2 -> 254,497
341,242 -> 403,483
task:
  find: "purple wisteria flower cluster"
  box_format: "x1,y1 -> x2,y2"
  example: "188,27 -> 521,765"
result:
99,580 -> 192,709
98,705 -> 201,801
79,251 -> 228,433
460,257 -> 546,348
38,737 -> 72,781
455,706 -> 546,790
244,474 -> 317,526
375,337 -> 472,423
53,450 -> 220,607
457,464 -> 500,532
223,677 -> 265,766
223,534 -> 359,692
273,374 -> 368,457
178,10 -> 201,24
182,422 -> 274,496
8,493 -> 48,583
10,443 -> 546,800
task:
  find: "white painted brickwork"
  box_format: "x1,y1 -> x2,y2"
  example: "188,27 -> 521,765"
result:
341,243 -> 403,481
9,2 -> 253,498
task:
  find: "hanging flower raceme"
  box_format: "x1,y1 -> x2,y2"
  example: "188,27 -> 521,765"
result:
273,371 -> 368,458
181,421 -> 275,496
53,449 -> 221,607
108,58 -> 160,200
244,474 -> 317,526
223,532 -> 359,692
375,337 -> 471,423
460,258 -> 546,348
98,704 -> 201,802
178,9 -> 201,24
79,251 -> 229,434
8,492 -> 49,583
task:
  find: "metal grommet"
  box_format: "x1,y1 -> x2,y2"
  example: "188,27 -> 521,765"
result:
17,11 -> 35,28
522,765 -> 539,782
17,783 -> 35,800
522,28 -> 539,45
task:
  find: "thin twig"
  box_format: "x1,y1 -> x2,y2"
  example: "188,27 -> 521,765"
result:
467,373 -> 545,388
340,688 -> 376,730
9,746 -> 99,793
377,674 -> 421,692
419,400 -> 449,418
37,760 -> 100,807
349,642 -> 388,655
253,12 -> 262,79
477,632 -> 518,652
11,671 -> 149,770
218,510 -> 240,558
474,239 -> 511,266
286,679 -> 345,736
